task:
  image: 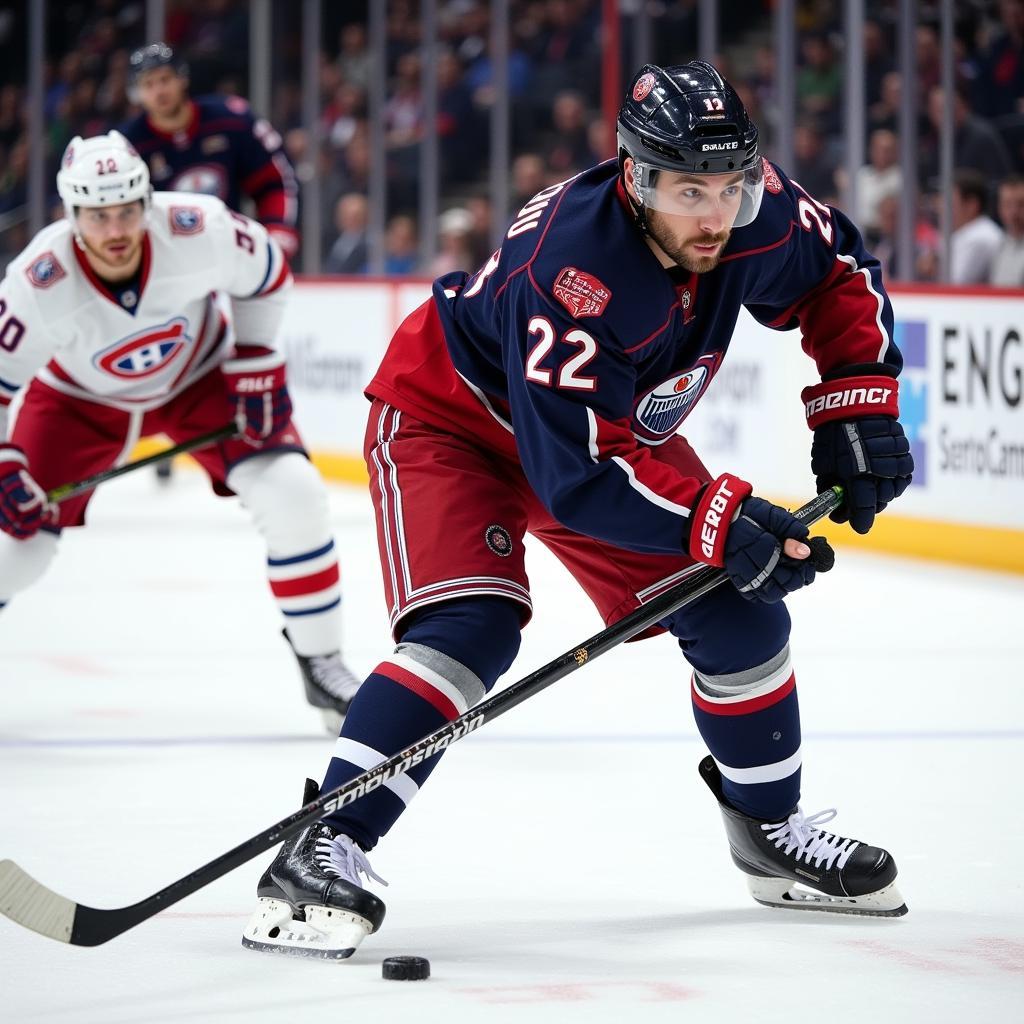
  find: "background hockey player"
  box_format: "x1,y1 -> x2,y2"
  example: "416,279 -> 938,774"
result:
0,131 -> 358,731
120,41 -> 300,485
121,42 -> 299,262
241,62 -> 914,961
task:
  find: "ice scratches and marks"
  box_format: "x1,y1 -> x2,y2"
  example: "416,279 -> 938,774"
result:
746,875 -> 908,917
0,860 -> 75,942
240,896 -> 371,961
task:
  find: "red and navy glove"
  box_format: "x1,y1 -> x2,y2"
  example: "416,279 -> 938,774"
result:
802,367 -> 914,534
0,445 -> 58,539
687,473 -> 820,603
222,345 -> 293,446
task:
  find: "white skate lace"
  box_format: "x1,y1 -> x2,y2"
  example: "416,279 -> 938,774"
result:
762,808 -> 859,870
309,654 -> 362,701
315,832 -> 389,888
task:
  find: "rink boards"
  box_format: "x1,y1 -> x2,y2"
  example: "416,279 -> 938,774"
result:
143,278 -> 1024,574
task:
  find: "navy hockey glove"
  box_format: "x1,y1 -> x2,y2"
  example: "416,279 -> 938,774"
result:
0,445 -> 58,539
222,345 -> 293,446
802,370 -> 913,535
723,497 -> 819,603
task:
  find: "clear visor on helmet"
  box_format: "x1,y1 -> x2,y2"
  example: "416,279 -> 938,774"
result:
630,159 -> 765,228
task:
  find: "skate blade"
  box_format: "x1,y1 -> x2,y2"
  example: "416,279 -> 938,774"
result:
241,897 -> 372,960
746,876 -> 908,917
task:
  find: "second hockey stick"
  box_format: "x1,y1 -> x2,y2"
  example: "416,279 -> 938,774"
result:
0,486 -> 844,947
46,423 -> 239,503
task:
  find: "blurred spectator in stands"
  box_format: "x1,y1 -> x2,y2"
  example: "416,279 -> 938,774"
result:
464,193 -> 494,266
870,192 -> 941,282
336,131 -> 372,197
511,151 -> 547,208
325,193 -> 370,275
797,32 -> 841,134
916,24 -> 943,99
864,19 -> 895,108
324,81 -> 365,153
0,138 -> 27,215
429,206 -> 476,276
924,83 -> 1014,184
855,129 -> 903,232
0,85 -> 22,152
990,174 -> 1024,285
951,170 -> 1005,284
385,51 -> 424,210
336,22 -> 371,91
542,90 -> 594,177
977,0 -> 1024,118
95,49 -> 132,122
867,70 -> 902,137
384,213 -> 419,274
792,119 -> 837,202
437,48 -> 484,185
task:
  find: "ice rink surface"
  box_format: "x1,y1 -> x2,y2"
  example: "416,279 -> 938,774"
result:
2,468 -> 1022,1024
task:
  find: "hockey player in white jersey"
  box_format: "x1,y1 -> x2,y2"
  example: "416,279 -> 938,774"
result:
0,131 -> 360,728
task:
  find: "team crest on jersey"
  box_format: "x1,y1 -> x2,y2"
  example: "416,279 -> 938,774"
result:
633,73 -> 656,102
94,318 -> 192,379
633,364 -> 711,440
149,153 -> 171,181
485,525 -> 513,557
201,134 -> 229,154
553,268 -> 612,318
169,205 -> 205,235
25,252 -> 66,289
762,158 -> 783,194
171,164 -> 228,199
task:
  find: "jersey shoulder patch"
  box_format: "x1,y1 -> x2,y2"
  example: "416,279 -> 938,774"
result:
552,267 -> 612,318
24,251 -> 68,289
168,205 -> 206,236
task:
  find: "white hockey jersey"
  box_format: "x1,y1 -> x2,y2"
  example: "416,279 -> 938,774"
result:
0,192 -> 292,427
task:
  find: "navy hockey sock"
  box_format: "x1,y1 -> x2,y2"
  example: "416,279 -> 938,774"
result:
321,598 -> 521,847
690,645 -> 801,820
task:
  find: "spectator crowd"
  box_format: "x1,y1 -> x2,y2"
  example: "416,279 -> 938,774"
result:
1,0 -> 1023,287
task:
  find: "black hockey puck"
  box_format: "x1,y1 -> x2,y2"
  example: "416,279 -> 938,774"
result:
382,955 -> 430,981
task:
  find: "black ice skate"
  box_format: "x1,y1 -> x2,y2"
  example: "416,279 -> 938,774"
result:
282,628 -> 362,733
241,779 -> 388,960
699,756 -> 908,917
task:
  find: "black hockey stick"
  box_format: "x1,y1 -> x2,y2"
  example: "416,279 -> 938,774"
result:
0,487 -> 844,947
46,423 -> 239,503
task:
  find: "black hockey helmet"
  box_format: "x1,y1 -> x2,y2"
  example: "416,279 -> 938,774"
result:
128,42 -> 188,86
617,61 -> 765,227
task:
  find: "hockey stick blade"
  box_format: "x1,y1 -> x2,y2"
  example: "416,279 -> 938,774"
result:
0,488 -> 843,947
47,423 -> 238,504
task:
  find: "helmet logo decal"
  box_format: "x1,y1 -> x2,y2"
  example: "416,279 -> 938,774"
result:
553,268 -> 612,318
700,141 -> 738,151
633,364 -> 711,439
762,157 -> 783,194
632,73 -> 656,102
702,97 -> 725,112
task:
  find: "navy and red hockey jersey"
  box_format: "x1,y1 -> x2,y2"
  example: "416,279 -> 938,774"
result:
120,95 -> 299,258
367,158 -> 903,559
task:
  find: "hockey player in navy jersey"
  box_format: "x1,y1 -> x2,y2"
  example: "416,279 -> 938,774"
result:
242,62 -> 914,960
121,43 -> 299,263
0,131 -> 359,731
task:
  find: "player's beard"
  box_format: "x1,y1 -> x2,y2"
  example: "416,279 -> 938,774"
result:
647,210 -> 731,274
83,233 -> 144,281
